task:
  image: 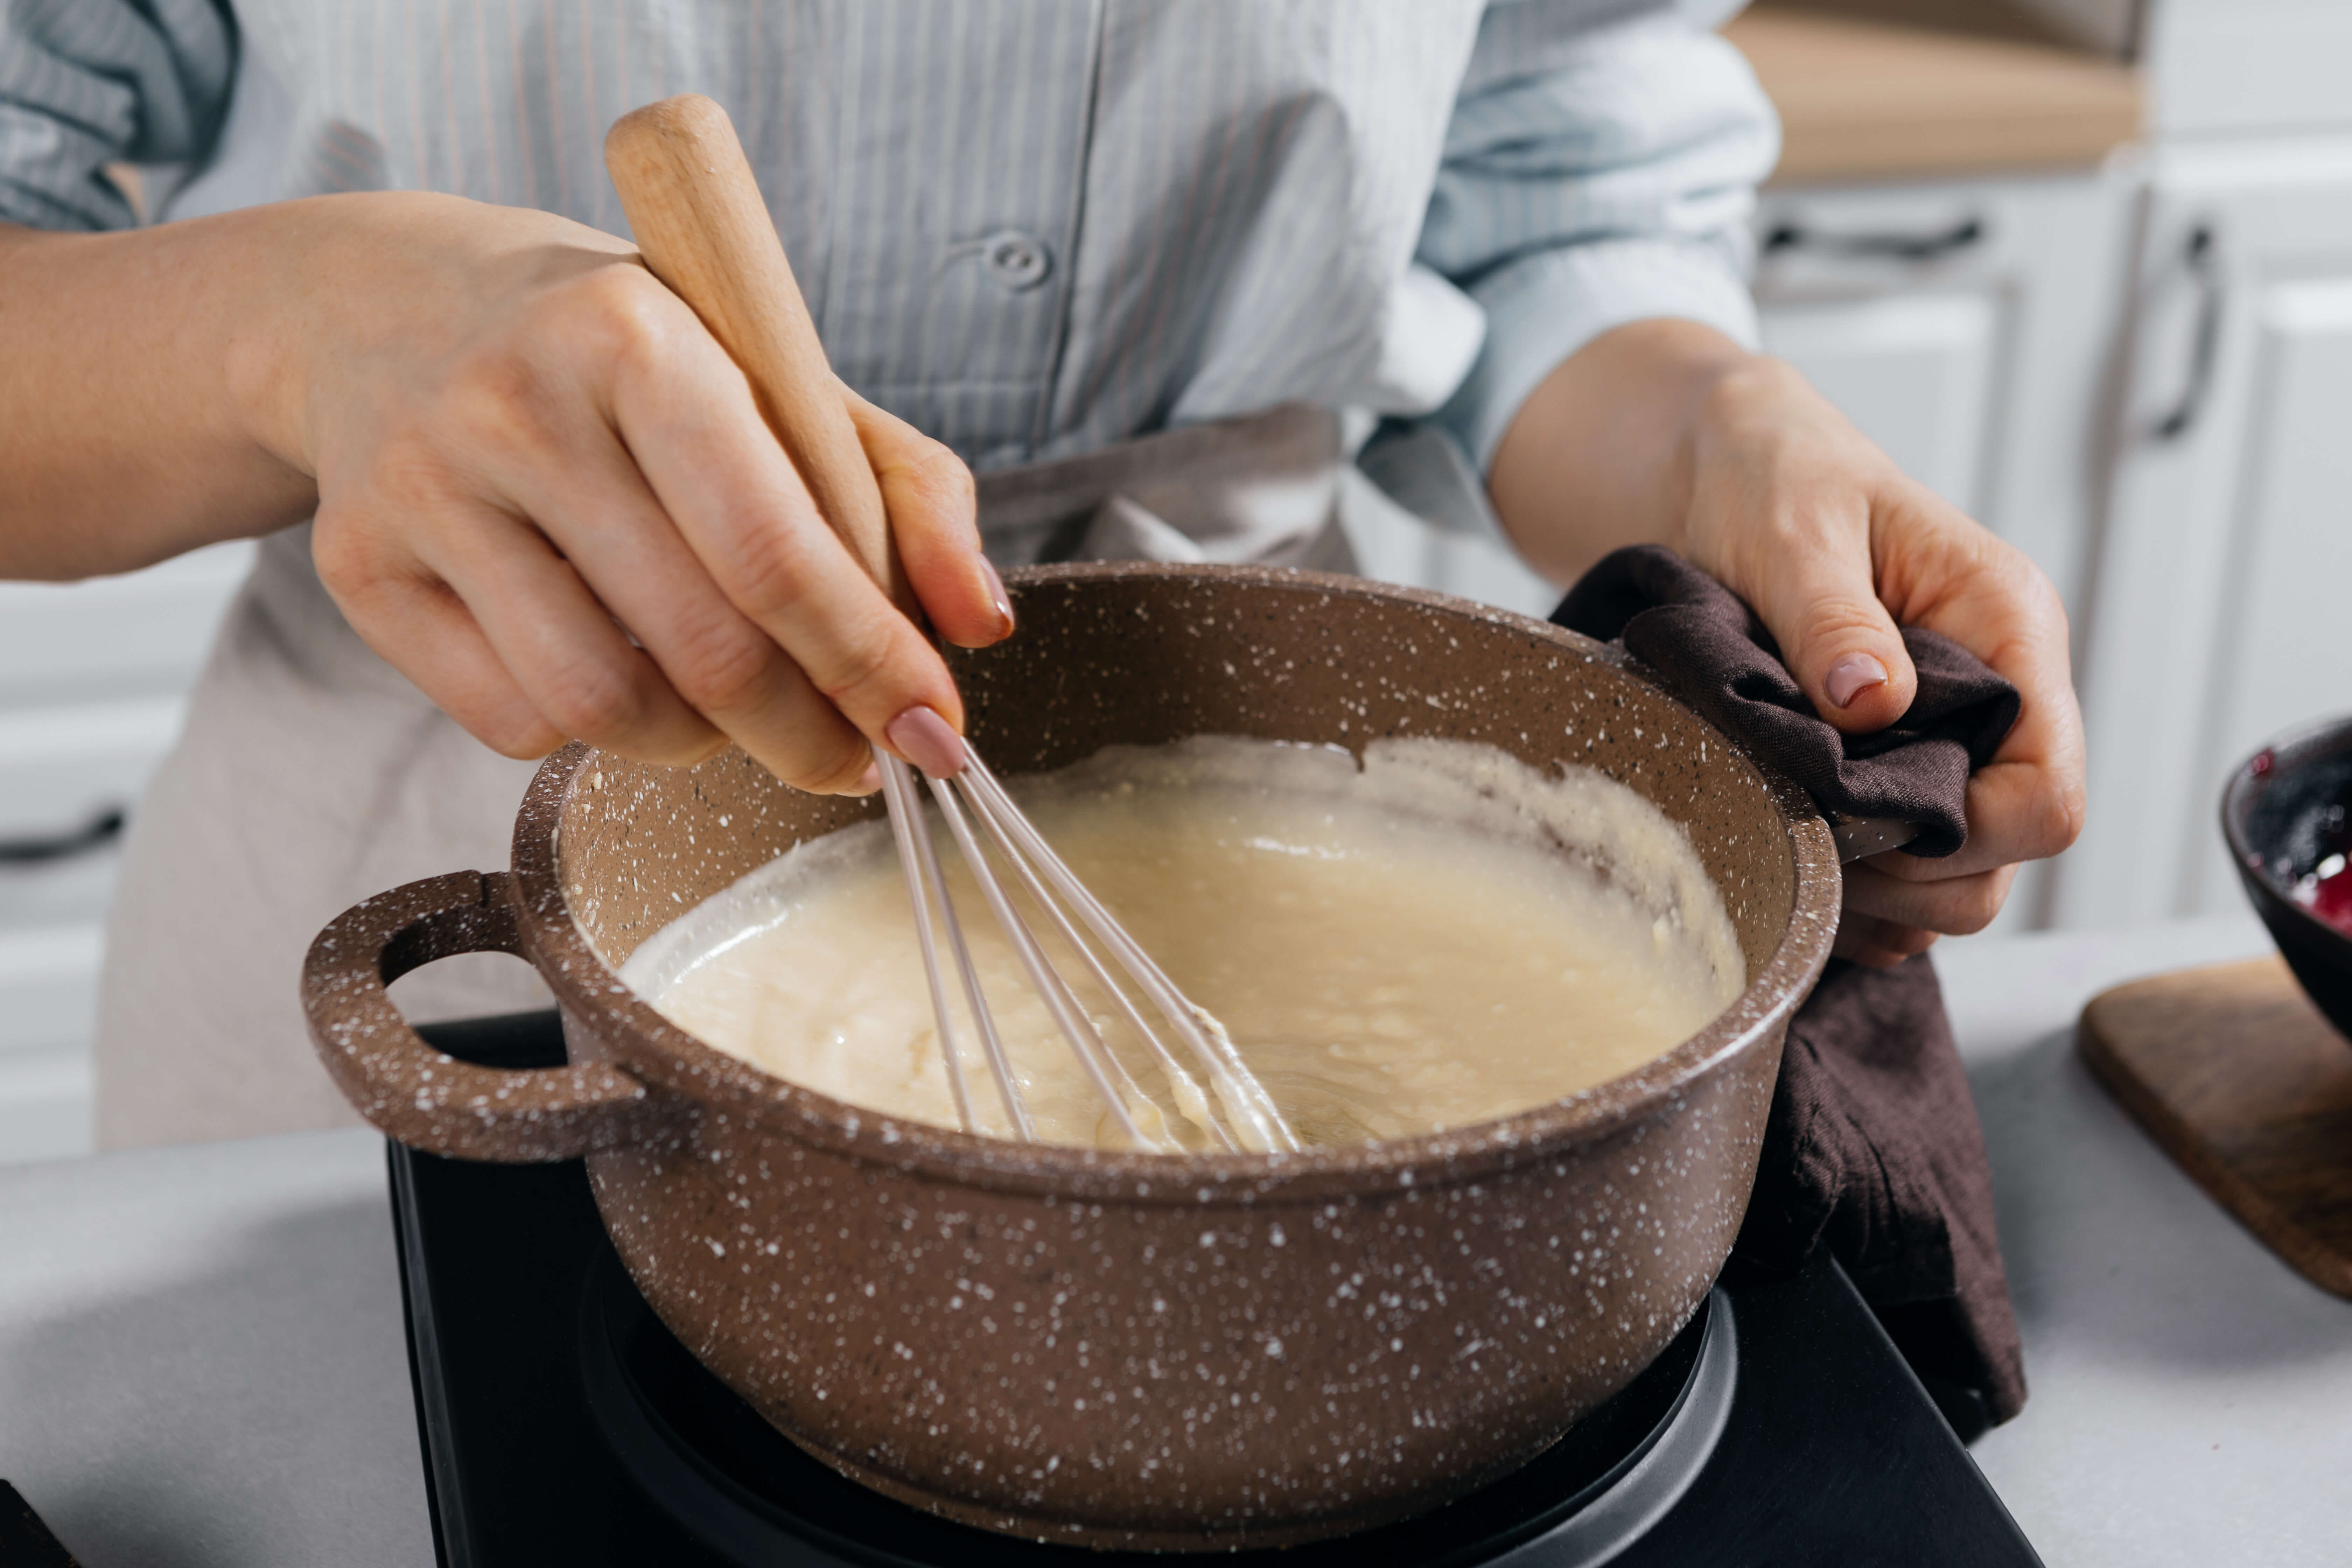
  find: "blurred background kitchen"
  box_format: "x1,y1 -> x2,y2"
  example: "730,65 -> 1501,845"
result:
2,0 -> 2343,1163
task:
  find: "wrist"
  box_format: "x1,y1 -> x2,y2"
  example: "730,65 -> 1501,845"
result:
1485,318 -> 1758,583
219,196 -> 386,482
223,192 -> 483,478
229,193 -> 639,482
1661,345 -> 1790,554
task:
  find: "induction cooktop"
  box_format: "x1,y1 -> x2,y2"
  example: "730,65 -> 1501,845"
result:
393,1012 -> 2041,1567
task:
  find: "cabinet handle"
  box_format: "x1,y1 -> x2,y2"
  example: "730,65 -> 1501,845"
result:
2151,225 -> 2224,443
0,805 -> 127,865
1761,216 -> 1984,261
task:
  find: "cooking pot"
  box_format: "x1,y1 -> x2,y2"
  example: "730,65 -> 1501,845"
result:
302,563 -> 1840,1549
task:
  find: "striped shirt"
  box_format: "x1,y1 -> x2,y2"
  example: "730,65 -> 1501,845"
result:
1,0 -> 1776,495
12,0 -> 1785,1146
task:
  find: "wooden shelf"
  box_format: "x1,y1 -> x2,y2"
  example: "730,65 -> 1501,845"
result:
1726,1 -> 2144,185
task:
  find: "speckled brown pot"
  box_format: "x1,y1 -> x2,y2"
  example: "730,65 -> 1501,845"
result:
303,564 -> 1839,1550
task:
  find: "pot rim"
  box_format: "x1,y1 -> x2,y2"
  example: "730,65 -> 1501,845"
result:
511,563 -> 1841,1203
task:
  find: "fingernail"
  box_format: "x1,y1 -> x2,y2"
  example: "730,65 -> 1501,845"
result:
886,705 -> 967,778
978,556 -> 1015,641
851,759 -> 882,795
1825,653 -> 1889,710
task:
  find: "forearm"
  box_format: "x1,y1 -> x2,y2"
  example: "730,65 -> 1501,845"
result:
1485,317 -> 1760,586
0,206 -> 327,578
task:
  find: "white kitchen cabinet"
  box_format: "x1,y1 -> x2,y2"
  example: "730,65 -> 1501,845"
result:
0,1045 -> 97,1167
0,697 -> 190,861
1752,169 -> 2136,630
2138,1 -> 2352,142
1759,290 -> 2001,519
0,926 -> 104,1164
2017,0 -> 2352,143
0,542 -> 252,1162
0,540 -> 253,708
2055,135 -> 2352,929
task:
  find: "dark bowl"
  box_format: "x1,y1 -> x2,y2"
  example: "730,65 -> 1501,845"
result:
2221,713 -> 2352,1042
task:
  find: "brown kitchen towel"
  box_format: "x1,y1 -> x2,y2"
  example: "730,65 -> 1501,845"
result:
1555,544 -> 2020,857
1735,957 -> 2026,1432
1554,544 -> 2027,1432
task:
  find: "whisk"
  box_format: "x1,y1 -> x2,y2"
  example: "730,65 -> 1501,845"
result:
608,96 -> 1297,1155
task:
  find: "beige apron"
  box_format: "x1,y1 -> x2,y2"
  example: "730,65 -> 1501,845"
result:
94,404 -> 1412,1148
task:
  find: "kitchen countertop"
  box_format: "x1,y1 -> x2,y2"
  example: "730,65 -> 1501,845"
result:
0,1128 -> 433,1565
1725,0 -> 2145,184
3,913 -> 2348,1566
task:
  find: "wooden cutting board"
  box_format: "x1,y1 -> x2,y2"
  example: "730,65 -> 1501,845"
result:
2079,956 -> 2352,1299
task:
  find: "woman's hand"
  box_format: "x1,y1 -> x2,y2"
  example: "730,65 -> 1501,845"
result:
286,193 -> 1006,791
0,193 -> 1007,791
1490,320 -> 2086,965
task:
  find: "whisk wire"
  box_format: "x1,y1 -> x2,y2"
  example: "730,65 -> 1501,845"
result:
960,754 -> 1300,1154
879,757 -> 977,1136
960,776 -> 1233,1152
922,771 -> 1157,1150
881,755 -> 1034,1141
875,742 -> 1297,1156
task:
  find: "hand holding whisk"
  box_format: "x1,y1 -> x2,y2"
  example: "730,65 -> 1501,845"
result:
606,94 -> 1297,1154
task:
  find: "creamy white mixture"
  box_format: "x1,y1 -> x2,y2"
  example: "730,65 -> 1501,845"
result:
618,736 -> 1744,1150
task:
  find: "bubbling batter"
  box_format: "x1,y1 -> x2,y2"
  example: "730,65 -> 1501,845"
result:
618,736 -> 1745,1150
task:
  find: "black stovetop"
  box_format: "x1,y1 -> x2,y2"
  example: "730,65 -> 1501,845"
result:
395,1013 -> 2041,1567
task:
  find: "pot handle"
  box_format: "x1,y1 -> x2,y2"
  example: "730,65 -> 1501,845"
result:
302,869 -> 660,1163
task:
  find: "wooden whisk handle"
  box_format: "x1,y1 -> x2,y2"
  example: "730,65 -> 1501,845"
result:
604,94 -> 909,610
